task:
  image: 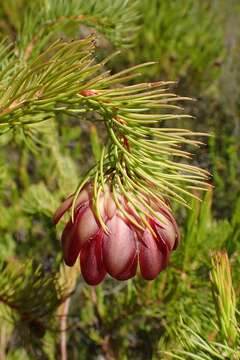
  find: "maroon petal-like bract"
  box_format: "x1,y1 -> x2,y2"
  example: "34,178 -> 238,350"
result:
103,214 -> 137,279
76,205 -> 101,245
61,220 -> 80,266
114,253 -> 138,280
80,232 -> 106,285
139,229 -> 169,280
53,188 -> 91,225
61,206 -> 87,266
53,194 -> 74,225
156,208 -> 180,250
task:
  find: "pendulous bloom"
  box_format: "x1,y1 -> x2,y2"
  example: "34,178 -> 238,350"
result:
53,184 -> 180,285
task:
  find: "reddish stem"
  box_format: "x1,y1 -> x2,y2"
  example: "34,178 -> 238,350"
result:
60,297 -> 71,360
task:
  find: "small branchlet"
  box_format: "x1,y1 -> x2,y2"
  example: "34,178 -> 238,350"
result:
0,260 -> 69,342
210,251 -> 239,347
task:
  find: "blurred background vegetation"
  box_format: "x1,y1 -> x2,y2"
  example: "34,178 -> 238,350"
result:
0,0 -> 239,359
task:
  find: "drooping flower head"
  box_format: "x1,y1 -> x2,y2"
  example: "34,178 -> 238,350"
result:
53,183 -> 179,285
53,82 -> 209,285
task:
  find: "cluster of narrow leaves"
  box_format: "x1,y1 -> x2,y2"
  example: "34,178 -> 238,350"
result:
165,320 -> 240,360
0,0 -> 139,57
164,252 -> 240,360
124,0 -> 224,87
0,260 -> 67,355
72,80 -> 209,230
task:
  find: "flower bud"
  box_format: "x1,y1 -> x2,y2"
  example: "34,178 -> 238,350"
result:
53,184 -> 180,285
80,89 -> 97,97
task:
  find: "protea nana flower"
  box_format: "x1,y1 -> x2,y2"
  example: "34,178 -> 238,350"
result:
53,184 -> 180,285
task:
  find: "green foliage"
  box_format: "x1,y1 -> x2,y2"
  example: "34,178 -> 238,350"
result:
165,321 -> 240,359
121,0 -> 224,89
0,261 -> 67,358
164,252 -> 240,359
0,0 -> 139,55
